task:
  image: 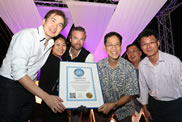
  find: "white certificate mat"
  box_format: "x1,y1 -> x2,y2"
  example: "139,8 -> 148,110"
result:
59,61 -> 104,109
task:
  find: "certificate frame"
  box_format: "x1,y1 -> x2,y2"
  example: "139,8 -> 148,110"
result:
58,61 -> 104,109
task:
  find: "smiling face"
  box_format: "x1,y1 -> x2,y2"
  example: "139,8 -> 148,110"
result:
43,14 -> 65,40
52,37 -> 67,58
104,35 -> 121,61
140,35 -> 160,58
70,30 -> 85,51
127,45 -> 142,65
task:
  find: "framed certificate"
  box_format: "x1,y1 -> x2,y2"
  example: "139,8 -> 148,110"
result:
58,61 -> 104,109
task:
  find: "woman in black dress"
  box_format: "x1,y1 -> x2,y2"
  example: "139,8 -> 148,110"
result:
39,34 -> 68,122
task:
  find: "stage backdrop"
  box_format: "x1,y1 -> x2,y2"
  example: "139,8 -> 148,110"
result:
0,0 -> 167,62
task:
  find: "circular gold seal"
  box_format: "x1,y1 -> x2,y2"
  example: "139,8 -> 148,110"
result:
86,92 -> 93,98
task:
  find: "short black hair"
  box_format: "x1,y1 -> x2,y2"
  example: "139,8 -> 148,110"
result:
126,43 -> 140,51
104,32 -> 122,44
137,29 -> 159,44
53,34 -> 66,44
44,9 -> 67,29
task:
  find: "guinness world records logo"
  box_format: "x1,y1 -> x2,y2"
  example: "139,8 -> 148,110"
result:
74,68 -> 84,77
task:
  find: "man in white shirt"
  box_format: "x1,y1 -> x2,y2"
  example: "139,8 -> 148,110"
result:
138,29 -> 182,122
0,9 -> 67,122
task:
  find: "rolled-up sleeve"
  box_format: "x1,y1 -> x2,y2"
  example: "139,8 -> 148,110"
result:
138,67 -> 149,105
11,31 -> 34,80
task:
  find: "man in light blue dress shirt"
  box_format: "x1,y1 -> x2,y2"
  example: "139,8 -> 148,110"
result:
0,9 -> 67,122
138,29 -> 182,122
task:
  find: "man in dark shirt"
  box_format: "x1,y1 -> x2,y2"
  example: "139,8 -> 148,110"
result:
62,26 -> 94,122
62,26 -> 94,62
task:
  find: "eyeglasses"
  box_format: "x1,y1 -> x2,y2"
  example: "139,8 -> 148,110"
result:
105,44 -> 121,49
140,41 -> 157,47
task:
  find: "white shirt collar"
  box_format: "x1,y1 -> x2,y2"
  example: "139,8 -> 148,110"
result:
69,47 -> 82,59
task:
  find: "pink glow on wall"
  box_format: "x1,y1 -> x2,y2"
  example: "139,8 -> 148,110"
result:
0,0 -> 42,34
93,0 -> 167,62
0,0 -> 167,62
65,0 -> 166,62
66,1 -> 116,54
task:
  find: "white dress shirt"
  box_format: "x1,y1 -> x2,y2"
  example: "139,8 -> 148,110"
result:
138,50 -> 182,104
0,25 -> 54,81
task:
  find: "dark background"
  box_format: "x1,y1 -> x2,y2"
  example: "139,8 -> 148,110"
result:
170,5 -> 182,61
124,3 -> 182,61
